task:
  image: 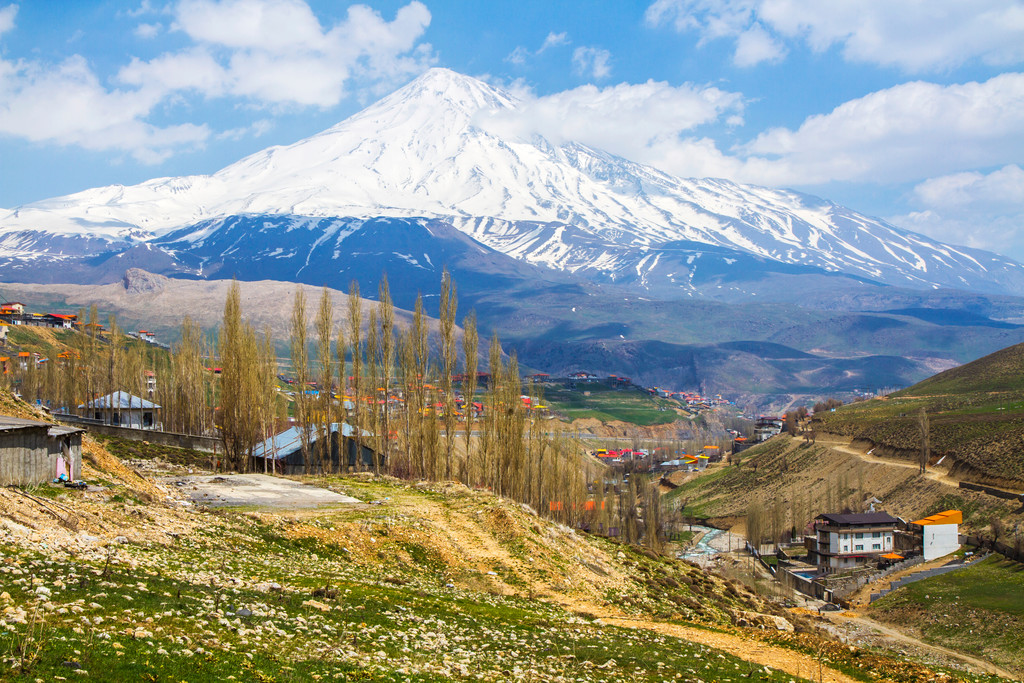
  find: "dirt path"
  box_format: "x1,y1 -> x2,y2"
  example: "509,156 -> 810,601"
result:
825,611 -> 1019,680
816,436 -> 964,488
599,616 -> 859,683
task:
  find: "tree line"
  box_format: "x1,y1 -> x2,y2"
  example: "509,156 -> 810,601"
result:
1,272 -> 665,546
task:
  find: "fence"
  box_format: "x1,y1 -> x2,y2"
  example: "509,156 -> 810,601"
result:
958,481 -> 1024,503
869,553 -> 989,603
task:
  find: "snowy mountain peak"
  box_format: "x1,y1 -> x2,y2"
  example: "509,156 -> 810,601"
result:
2,68 -> 1024,296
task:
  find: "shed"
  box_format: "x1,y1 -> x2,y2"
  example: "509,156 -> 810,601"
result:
81,391 -> 161,429
0,415 -> 83,485
911,509 -> 962,560
251,423 -> 378,474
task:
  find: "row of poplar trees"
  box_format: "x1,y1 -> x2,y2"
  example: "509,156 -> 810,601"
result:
4,273 -> 664,544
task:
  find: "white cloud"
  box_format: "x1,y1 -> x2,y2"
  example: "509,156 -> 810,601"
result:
217,117 -> 273,140
134,22 -> 162,39
645,0 -> 1024,72
732,24 -> 784,66
538,31 -> 569,53
479,80 -> 743,165
572,47 -> 612,79
126,0 -> 434,108
740,73 -> 1024,185
505,32 -> 570,67
0,54 -> 209,163
0,4 -> 16,36
504,45 -> 529,65
888,165 -> 1024,257
0,0 -> 434,162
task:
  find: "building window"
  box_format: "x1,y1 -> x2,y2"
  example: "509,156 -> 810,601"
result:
855,532 -> 864,539
842,545 -> 848,552
855,544 -> 864,551
872,543 -> 881,550
872,531 -> 881,538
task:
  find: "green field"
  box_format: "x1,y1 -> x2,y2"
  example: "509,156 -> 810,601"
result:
870,555 -> 1024,675
540,383 -> 682,426
813,342 -> 1024,484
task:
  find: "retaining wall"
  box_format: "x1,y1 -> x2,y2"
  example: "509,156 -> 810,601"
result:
56,416 -> 221,453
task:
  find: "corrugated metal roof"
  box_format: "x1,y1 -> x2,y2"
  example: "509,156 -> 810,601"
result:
81,391 -> 161,410
252,423 -> 368,460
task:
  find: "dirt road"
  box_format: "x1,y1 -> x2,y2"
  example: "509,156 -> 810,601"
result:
815,436 -> 965,488
824,611 -> 1019,680
600,616 -> 859,683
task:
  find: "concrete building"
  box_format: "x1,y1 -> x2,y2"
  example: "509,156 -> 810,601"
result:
0,415 -> 83,485
810,512 -> 899,571
912,509 -> 962,561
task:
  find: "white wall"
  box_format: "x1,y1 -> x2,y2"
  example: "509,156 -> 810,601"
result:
922,524 -> 959,561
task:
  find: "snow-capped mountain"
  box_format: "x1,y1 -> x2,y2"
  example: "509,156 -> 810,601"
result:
2,67 -> 1023,297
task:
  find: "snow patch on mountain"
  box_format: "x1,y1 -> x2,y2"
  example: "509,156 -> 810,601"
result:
1,67 -> 1022,295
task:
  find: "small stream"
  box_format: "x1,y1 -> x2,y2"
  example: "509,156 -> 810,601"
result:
679,525 -> 743,562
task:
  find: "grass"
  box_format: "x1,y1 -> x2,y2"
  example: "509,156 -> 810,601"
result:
0,505 -> 807,683
541,383 -> 680,426
870,554 -> 1024,675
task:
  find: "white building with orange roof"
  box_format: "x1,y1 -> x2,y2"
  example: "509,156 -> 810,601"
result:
911,509 -> 962,561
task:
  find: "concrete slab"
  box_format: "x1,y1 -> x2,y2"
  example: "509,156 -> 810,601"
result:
166,473 -> 360,508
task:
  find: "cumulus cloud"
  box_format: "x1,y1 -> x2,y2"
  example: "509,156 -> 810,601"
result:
572,47 -> 612,79
888,165 -> 1024,256
0,4 -> 15,36
732,24 -> 785,66
134,22 -> 162,39
0,54 -> 210,163
0,0 -> 435,162
740,73 -> 1024,185
123,0 -> 436,107
479,80 -> 743,165
645,0 -> 1024,72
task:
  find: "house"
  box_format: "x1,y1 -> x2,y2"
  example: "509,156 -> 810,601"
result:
0,302 -> 25,317
809,511 -> 899,572
251,423 -> 378,474
80,391 -> 161,429
911,509 -> 962,560
754,417 -> 784,442
0,415 -> 83,485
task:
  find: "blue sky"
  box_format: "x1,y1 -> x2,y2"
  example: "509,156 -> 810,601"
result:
2,0 -> 1024,258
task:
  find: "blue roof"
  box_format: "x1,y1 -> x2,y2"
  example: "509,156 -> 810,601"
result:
252,423 -> 366,460
81,391 -> 160,410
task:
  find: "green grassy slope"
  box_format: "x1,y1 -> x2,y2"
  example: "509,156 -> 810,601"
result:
870,555 -> 1024,675
813,343 -> 1024,485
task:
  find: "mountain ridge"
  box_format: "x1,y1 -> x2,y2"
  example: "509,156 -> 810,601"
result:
2,67 -> 1023,297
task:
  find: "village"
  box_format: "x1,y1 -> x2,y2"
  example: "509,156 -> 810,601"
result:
2,294 -> 1023,680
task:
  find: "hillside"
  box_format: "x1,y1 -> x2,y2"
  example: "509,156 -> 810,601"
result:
1,391 -> 1005,682
813,342 -> 1024,486
665,435 -> 1024,534
11,270 -> 1024,411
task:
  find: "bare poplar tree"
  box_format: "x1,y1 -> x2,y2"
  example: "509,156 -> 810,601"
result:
290,287 -> 312,470
461,311 -> 478,485
335,324 -> 347,473
366,308 -> 381,475
348,282 -> 364,471
378,276 -> 396,473
918,407 -> 930,475
315,287 -> 334,474
439,268 -> 458,480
